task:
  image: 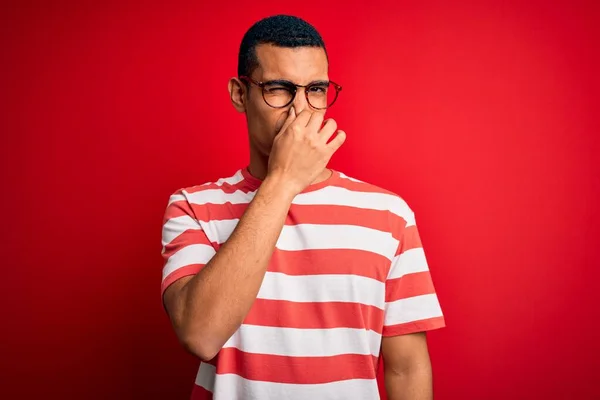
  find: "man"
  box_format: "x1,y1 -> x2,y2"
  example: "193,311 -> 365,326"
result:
161,15 -> 445,400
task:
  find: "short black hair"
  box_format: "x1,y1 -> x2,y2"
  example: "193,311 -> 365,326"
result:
237,15 -> 328,78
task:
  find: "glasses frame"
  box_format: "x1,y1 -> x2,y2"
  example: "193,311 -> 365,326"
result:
239,75 -> 342,110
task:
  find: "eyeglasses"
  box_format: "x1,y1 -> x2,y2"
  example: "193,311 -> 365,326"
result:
239,76 -> 342,110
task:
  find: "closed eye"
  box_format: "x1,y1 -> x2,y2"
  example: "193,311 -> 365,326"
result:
264,88 -> 293,98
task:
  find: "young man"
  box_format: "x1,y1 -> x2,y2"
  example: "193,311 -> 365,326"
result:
161,15 -> 445,400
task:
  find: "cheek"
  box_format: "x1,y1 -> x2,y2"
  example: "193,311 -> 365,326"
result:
248,103 -> 288,138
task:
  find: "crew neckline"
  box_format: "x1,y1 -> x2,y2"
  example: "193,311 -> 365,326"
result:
240,166 -> 341,194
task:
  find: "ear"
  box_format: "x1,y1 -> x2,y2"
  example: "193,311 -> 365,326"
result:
228,77 -> 246,113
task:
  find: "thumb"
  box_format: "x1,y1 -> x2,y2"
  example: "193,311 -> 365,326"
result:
278,106 -> 296,133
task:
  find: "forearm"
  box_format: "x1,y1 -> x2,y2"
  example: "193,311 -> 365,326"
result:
178,175 -> 296,359
385,361 -> 433,400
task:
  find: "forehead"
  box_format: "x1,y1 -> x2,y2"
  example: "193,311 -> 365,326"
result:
254,44 -> 328,83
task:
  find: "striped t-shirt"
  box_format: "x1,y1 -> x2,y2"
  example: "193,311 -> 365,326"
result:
161,167 -> 445,400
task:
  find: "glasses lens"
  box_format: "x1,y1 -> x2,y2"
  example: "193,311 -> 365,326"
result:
262,83 -> 294,108
307,82 -> 338,109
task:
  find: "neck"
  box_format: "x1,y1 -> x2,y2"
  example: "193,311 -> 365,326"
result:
247,144 -> 332,184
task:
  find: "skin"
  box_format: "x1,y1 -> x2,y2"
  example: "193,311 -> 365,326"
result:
228,44 -> 335,184
383,332 -> 434,400
163,43 -> 433,399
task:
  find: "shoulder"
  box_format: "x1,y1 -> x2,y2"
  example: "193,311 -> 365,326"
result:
335,170 -> 416,226
166,169 -> 249,206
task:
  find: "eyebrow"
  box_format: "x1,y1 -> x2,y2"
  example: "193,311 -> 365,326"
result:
264,78 -> 330,86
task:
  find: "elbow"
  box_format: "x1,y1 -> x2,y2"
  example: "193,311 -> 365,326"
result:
179,329 -> 222,362
182,341 -> 219,362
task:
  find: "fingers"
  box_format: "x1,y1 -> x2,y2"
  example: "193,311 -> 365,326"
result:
307,110 -> 325,131
319,118 -> 338,143
293,108 -> 313,127
327,130 -> 346,153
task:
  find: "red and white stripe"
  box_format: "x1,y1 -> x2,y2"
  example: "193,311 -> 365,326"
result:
161,168 -> 445,400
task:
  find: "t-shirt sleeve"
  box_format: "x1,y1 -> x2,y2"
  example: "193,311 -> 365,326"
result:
160,190 -> 217,298
383,210 -> 446,337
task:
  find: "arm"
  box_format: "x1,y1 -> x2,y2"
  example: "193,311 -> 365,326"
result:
382,332 -> 433,400
381,206 -> 445,399
162,108 -> 346,361
163,176 -> 295,361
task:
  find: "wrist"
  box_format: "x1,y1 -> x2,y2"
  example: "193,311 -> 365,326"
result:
260,173 -> 299,202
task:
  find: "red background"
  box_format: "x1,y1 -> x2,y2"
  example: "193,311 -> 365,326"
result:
2,1 -> 599,399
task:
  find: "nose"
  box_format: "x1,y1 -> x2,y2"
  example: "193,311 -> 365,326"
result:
291,87 -> 310,114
